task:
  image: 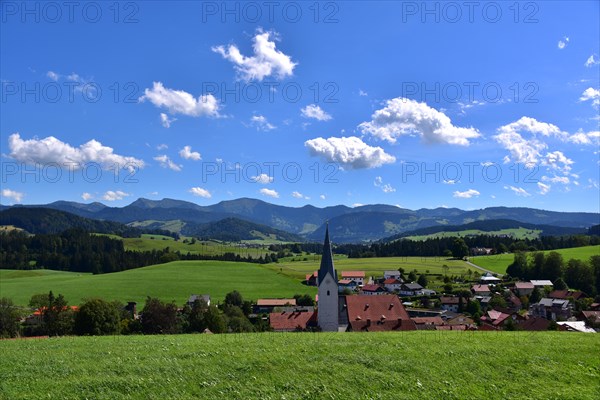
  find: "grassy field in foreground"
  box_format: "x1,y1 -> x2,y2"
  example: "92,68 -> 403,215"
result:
0,332 -> 598,400
269,256 -> 477,280
470,245 -> 600,274
0,261 -> 315,307
406,227 -> 541,241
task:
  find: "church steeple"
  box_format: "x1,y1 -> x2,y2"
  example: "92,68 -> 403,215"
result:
318,223 -> 337,285
317,223 -> 339,331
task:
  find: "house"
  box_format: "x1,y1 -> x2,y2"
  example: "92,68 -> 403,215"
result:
479,272 -> 501,284
471,284 -> 491,296
556,321 -> 597,333
580,311 -> 600,328
471,247 -> 493,256
361,284 -> 386,295
475,296 -> 492,310
269,311 -> 316,332
411,316 -> 444,330
254,299 -> 296,314
383,278 -> 403,293
187,294 -> 211,308
517,316 -> 551,331
305,271 -> 318,286
399,283 -> 423,296
440,296 -> 462,313
338,279 -> 358,293
384,270 -> 403,281
344,294 -> 416,332
530,298 -> 571,321
480,310 -> 512,328
548,290 -> 585,301
514,282 -> 534,296
340,271 -> 365,286
506,292 -> 522,311
446,314 -> 475,328
530,280 -> 554,289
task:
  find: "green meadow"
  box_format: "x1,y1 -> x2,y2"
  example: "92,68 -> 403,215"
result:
121,235 -> 271,257
0,261 -> 315,307
0,332 -> 598,400
470,245 -> 600,274
405,227 -> 541,241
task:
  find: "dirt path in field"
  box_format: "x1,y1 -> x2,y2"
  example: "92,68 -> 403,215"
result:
465,260 -> 502,277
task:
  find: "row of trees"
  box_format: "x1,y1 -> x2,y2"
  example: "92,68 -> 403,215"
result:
0,290 -> 315,338
0,230 -> 283,274
507,253 -> 600,296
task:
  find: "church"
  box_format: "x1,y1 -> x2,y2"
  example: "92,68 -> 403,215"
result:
317,225 -> 416,332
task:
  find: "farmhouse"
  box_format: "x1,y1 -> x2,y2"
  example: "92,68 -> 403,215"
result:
383,270 -> 403,280
440,296 -> 462,313
479,272 -> 501,284
530,298 -> 571,321
187,294 -> 211,308
530,280 -> 554,289
344,294 -> 416,332
514,282 -> 534,296
340,271 -> 365,286
361,284 -> 386,295
269,311 -> 316,332
383,278 -> 403,293
411,316 -> 444,330
471,284 -> 491,296
399,283 -> 423,296
305,271 -> 318,286
255,298 -> 297,314
338,279 -> 358,293
548,290 -> 585,301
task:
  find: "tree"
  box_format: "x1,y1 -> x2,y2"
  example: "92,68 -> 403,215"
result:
417,274 -> 428,288
590,255 -> 600,295
451,238 -> 469,260
141,297 -> 179,334
29,293 -> 50,310
224,291 -> 244,308
553,277 -> 568,291
529,287 -> 542,304
74,299 -> 121,336
43,292 -> 74,336
408,271 -> 417,282
544,252 -> 564,282
0,298 -> 21,338
506,252 -> 527,279
466,299 -> 481,316
488,295 -> 507,310
564,259 -> 595,295
293,294 -> 315,307
203,304 -> 226,333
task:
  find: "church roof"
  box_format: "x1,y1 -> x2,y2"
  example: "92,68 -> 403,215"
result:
318,225 -> 337,285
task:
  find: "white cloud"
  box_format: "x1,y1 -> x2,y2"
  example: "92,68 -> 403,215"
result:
374,176 -> 383,186
358,97 -> 480,145
179,145 -> 201,161
8,133 -> 144,171
252,173 -> 273,184
249,115 -> 276,131
497,116 -> 563,137
212,30 -> 296,82
587,179 -> 599,189
585,54 -> 600,67
580,87 -> 600,107
189,187 -> 212,198
102,190 -> 130,201
160,113 -> 176,128
259,188 -> 279,198
305,136 -> 396,169
154,155 -> 182,172
46,71 -> 59,81
542,175 -> 570,184
557,36 -> 569,49
543,151 -> 573,174
453,189 -> 480,199
443,179 -> 458,185
81,192 -> 93,201
504,185 -> 531,197
156,143 -> 169,150
320,194 -> 326,200
291,191 -> 309,199
359,90 -> 368,97
374,176 -> 395,193
537,182 -> 551,195
1,189 -> 24,203
352,203 -> 364,208
301,104 -> 332,121
140,82 -> 220,117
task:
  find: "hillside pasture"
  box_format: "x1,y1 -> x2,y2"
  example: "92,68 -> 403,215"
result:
405,227 -> 541,241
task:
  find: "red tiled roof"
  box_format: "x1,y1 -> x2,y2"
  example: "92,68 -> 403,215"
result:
519,316 -> 550,331
383,278 -> 401,285
548,290 -> 585,300
257,299 -> 296,307
305,271 -> 318,281
581,311 -> 600,320
269,311 -> 316,331
361,284 -> 384,292
345,295 -> 415,331
33,306 -> 78,316
440,296 -> 460,304
338,279 -> 354,285
436,325 -> 466,331
515,282 -> 534,289
341,271 -> 365,278
472,284 -> 490,292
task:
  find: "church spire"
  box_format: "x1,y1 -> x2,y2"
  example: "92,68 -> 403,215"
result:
318,223 -> 337,285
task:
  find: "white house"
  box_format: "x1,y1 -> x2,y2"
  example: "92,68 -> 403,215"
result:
341,271 -> 365,286
384,270 -> 403,281
383,278 -> 403,293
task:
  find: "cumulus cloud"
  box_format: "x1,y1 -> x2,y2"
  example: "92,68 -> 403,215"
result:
179,145 -> 201,161
259,188 -> 279,198
1,189 -> 24,203
292,191 -> 310,199
504,186 -> 531,197
252,173 -> 273,184
189,187 -> 211,198
46,71 -> 59,81
557,36 -> 569,49
585,54 -> 600,67
374,176 -> 395,193
305,136 -> 395,169
8,133 -> 144,171
359,90 -> 368,97
320,194 -> 326,200
543,151 -> 573,174
580,87 -> 600,107
537,182 -> 551,195
139,82 -> 220,117
542,175 -> 570,184
154,155 -> 182,172
453,189 -> 480,199
156,143 -> 169,150
249,115 -> 276,131
212,30 -> 296,82
81,192 -> 93,201
160,113 -> 176,128
301,104 -> 332,121
358,98 -> 480,145
103,190 -> 130,201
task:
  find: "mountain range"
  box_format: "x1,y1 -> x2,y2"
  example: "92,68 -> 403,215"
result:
2,197 -> 598,243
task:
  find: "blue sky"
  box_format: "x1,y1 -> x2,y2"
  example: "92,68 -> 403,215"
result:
1,1 -> 599,212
